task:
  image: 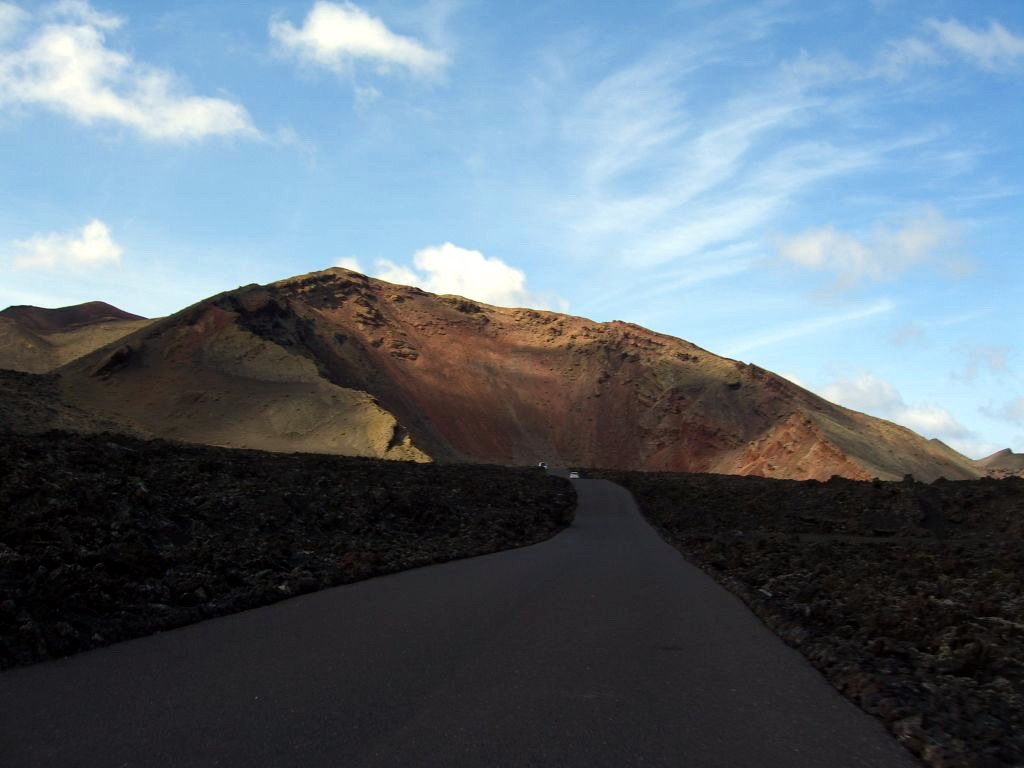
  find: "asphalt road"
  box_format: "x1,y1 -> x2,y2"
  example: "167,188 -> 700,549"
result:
0,475 -> 919,767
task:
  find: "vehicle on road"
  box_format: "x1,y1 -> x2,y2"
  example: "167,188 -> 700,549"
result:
568,471 -> 580,479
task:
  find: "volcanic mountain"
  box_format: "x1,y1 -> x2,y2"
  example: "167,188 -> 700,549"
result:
0,301 -> 151,374
43,268 -> 981,481
977,448 -> 1024,478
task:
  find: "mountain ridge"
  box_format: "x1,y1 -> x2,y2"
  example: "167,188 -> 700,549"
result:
0,301 -> 145,334
26,267 -> 981,481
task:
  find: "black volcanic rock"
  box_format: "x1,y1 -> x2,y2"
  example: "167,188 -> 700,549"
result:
602,469 -> 1024,768
0,432 -> 575,669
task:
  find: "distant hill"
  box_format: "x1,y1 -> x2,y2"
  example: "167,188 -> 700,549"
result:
977,448 -> 1024,477
48,268 -> 982,481
0,301 -> 144,333
0,301 -> 152,374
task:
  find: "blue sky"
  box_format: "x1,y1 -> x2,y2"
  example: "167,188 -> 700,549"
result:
1,0 -> 1022,458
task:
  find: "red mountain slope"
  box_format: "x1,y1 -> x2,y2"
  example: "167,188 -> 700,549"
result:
54,268 -> 980,480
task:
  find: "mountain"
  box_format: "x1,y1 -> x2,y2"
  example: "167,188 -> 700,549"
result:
977,448 -> 1024,477
0,301 -> 144,333
49,268 -> 980,481
0,301 -> 151,374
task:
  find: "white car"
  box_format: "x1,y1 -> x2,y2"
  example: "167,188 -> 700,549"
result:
568,471 -> 580,479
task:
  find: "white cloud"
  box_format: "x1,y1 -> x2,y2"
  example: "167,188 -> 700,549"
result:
45,0 -> 121,30
777,207 -> 966,289
822,371 -> 903,414
271,1 -> 446,78
334,256 -> 364,272
1003,398 -> 1024,424
820,370 -> 988,454
928,18 -> 1024,72
11,218 -> 123,269
779,226 -> 871,271
560,53 -> 827,269
539,27 -> 918,311
0,1 -> 257,140
780,371 -> 807,388
338,243 -> 560,309
373,258 -> 419,287
946,438 -> 1004,460
522,7 -> 1002,318
381,243 -> 551,309
872,18 -> 1024,79
982,396 -> 1024,425
956,345 -> 1009,382
0,2 -> 27,42
898,405 -> 970,438
411,243 -> 539,307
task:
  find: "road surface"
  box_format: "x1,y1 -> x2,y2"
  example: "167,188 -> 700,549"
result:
0,475 -> 918,767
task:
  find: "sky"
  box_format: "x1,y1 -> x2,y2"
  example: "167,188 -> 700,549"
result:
1,0 -> 1022,458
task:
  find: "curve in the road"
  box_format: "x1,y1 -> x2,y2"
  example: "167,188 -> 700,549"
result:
0,476 -> 918,767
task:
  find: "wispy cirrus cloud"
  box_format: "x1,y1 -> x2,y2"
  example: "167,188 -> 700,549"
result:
928,18 -> 1024,72
586,241 -> 759,312
0,1 -> 257,140
871,36 -> 944,80
868,16 -> 1024,80
530,2 -> 949,313
558,51 -> 832,269
891,307 -> 992,347
723,299 -> 895,357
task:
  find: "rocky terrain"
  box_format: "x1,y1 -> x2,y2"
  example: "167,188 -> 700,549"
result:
978,449 -> 1024,479
0,369 -> 143,436
600,469 -> 1024,768
0,431 -> 575,669
15,268 -> 983,481
0,301 -> 151,374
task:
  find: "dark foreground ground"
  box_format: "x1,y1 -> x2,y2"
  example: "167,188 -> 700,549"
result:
599,469 -> 1024,768
1,477 -> 919,768
0,431 -> 574,669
